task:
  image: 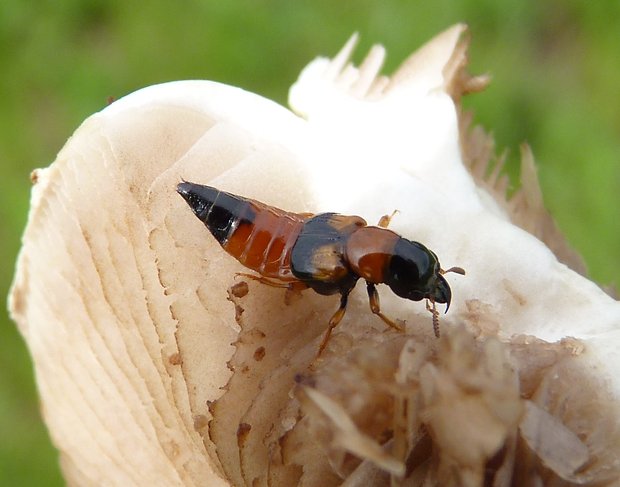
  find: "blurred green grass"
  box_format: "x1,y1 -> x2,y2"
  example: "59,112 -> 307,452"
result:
1,1 -> 618,485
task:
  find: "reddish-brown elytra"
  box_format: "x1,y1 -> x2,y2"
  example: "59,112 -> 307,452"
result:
177,182 -> 464,354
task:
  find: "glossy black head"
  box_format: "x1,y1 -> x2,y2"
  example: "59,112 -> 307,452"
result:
384,237 -> 452,310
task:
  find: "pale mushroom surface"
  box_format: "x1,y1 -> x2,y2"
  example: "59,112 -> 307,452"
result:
9,25 -> 620,486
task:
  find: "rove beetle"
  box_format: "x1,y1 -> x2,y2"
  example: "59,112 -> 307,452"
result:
177,182 -> 464,354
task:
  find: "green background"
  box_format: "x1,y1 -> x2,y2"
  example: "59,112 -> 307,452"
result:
1,1 -> 618,485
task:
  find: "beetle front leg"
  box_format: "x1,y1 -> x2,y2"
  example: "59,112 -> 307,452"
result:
366,282 -> 404,332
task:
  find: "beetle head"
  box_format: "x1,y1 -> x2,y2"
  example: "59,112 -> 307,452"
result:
385,237 -> 455,311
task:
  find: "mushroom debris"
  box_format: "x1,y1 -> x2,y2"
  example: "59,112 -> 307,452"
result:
9,24 -> 620,487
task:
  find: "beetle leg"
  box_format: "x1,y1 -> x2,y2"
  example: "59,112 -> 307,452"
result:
366,282 -> 405,332
377,210 -> 399,228
235,272 -> 290,288
318,292 -> 350,356
236,272 -> 308,305
284,281 -> 308,305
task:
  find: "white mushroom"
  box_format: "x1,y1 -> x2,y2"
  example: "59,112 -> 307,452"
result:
9,25 -> 620,486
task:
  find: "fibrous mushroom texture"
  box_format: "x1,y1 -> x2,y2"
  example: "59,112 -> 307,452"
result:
9,24 -> 620,486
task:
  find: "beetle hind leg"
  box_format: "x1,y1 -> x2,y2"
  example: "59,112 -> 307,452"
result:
284,281 -> 308,305
235,272 -> 308,305
366,282 -> 405,332
235,272 -> 290,288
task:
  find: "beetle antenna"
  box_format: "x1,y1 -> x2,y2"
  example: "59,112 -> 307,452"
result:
426,298 -> 441,337
432,300 -> 440,337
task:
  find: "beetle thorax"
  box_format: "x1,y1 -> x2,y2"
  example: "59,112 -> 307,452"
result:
344,226 -> 400,284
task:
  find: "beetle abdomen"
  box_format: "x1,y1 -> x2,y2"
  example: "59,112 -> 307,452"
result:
177,182 -> 305,280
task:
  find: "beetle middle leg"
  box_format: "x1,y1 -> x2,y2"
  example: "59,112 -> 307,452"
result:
318,291 -> 350,356
377,210 -> 399,228
366,282 -> 405,332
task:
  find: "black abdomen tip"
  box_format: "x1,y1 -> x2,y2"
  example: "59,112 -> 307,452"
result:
176,181 -> 218,220
177,181 -> 255,245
